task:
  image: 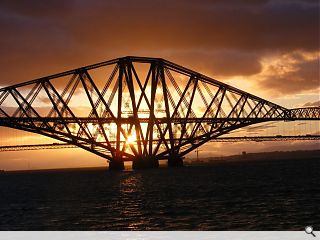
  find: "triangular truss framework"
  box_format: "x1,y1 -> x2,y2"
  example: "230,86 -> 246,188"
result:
0,56 -> 319,164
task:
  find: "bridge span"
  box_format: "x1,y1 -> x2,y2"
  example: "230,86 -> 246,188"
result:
0,56 -> 319,169
0,135 -> 319,152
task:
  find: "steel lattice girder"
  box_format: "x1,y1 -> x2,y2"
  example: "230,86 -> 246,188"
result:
0,56 -> 319,162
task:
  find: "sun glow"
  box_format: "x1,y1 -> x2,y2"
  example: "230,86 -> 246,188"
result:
126,133 -> 137,145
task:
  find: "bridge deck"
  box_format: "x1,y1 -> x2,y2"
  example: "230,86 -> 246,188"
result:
0,135 -> 319,152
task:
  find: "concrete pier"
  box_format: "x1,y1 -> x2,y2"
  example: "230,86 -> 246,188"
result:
168,156 -> 184,167
108,159 -> 125,170
132,157 -> 159,169
108,156 -> 183,170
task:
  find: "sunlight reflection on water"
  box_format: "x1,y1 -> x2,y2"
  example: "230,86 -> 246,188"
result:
0,158 -> 319,230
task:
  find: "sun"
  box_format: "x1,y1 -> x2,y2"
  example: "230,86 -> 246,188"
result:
126,134 -> 136,145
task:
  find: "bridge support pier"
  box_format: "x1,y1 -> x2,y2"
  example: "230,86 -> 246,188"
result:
168,156 -> 184,167
132,157 -> 159,169
108,158 -> 125,170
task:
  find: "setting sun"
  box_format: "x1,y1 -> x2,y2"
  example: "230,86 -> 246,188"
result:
126,133 -> 137,145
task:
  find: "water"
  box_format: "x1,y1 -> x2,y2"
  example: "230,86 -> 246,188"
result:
0,158 -> 319,230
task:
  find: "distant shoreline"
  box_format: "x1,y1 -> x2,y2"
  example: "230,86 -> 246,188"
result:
185,149 -> 320,165
2,149 -> 319,173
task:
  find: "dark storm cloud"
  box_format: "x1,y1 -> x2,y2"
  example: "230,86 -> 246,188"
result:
57,0 -> 318,51
303,100 -> 320,107
166,50 -> 263,77
258,57 -> 320,94
0,0 -> 318,95
0,0 -> 75,17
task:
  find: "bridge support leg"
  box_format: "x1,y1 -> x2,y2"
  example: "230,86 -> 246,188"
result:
108,158 -> 125,170
168,156 -> 184,167
132,157 -> 159,169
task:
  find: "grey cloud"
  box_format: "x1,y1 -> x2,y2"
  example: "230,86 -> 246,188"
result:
162,50 -> 262,77
303,100 -> 320,107
0,0 -> 318,88
258,58 -> 320,94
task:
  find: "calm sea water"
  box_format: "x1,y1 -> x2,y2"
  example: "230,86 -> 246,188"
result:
0,158 -> 319,230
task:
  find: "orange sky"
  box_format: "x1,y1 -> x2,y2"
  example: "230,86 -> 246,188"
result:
0,0 -> 319,170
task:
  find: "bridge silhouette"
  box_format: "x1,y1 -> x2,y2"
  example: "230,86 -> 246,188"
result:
0,56 -> 319,169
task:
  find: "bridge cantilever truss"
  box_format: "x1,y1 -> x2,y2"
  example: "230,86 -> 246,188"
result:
0,56 -> 319,169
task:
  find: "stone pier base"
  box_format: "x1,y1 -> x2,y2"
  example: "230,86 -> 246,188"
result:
168,156 -> 184,167
132,157 -> 159,169
108,160 -> 125,170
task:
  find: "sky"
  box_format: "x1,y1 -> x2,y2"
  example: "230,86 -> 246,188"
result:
0,0 -> 319,170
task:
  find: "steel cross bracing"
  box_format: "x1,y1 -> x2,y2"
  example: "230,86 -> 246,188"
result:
0,56 -> 319,168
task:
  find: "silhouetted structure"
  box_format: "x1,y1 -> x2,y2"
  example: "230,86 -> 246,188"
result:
0,56 -> 319,169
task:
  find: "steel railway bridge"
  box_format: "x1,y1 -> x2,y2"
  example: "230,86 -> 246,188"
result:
0,56 -> 319,169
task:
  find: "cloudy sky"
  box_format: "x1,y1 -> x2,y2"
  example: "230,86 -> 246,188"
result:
0,0 -> 319,170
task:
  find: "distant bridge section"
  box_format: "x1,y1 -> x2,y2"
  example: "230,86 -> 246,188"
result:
213,135 -> 320,142
288,107 -> 320,120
